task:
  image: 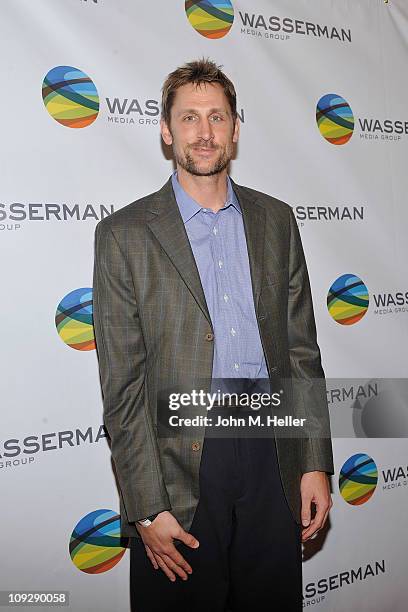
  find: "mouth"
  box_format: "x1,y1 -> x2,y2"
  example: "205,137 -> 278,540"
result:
191,146 -> 217,157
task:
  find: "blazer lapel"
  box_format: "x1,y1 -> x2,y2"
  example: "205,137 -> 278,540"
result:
146,178 -> 213,327
231,181 -> 266,312
146,177 -> 266,325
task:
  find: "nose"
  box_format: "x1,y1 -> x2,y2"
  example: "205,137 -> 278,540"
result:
197,117 -> 214,142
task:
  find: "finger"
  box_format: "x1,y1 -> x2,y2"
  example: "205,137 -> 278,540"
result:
144,544 -> 159,569
302,520 -> 317,540
302,525 -> 319,542
167,546 -> 193,574
161,553 -> 189,581
302,501 -> 330,541
154,554 -> 177,582
302,519 -> 323,541
320,502 -> 331,531
318,497 -> 332,533
301,494 -> 312,527
301,514 -> 320,540
309,495 -> 327,526
177,530 -> 200,549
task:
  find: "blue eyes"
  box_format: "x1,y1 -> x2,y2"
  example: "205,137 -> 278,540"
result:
183,115 -> 223,122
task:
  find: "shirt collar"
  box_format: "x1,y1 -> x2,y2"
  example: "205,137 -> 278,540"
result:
171,170 -> 241,224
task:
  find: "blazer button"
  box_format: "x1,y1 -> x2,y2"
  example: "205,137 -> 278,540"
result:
191,441 -> 201,452
205,332 -> 214,341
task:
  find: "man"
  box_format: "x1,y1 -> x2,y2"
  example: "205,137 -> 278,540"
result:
93,58 -> 333,611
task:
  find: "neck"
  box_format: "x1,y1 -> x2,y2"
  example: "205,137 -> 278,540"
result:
176,166 -> 228,212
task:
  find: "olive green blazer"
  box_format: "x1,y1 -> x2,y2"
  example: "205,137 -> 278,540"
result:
92,177 -> 334,541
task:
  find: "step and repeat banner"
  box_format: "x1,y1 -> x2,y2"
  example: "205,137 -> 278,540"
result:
1,1 -> 407,610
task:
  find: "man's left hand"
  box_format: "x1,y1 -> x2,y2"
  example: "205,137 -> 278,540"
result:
300,471 -> 332,542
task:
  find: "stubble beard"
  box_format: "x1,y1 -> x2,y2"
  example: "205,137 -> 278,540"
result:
174,141 -> 233,177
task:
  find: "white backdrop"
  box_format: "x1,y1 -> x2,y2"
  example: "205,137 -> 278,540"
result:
1,1 -> 407,610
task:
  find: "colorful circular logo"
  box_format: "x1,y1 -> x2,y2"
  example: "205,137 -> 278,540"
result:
327,274 -> 369,325
316,94 -> 354,145
70,509 -> 126,573
42,66 -> 99,128
55,288 -> 95,350
185,0 -> 234,39
339,453 -> 378,505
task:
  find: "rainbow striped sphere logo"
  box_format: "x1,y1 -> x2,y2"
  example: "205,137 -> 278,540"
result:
70,510 -> 126,573
55,288 -> 95,351
42,66 -> 99,128
327,274 -> 369,325
185,0 -> 234,39
339,454 -> 378,505
316,94 -> 354,145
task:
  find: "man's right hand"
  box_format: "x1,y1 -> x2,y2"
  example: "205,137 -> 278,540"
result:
135,511 -> 199,582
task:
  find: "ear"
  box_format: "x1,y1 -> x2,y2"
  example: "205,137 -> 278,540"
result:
232,116 -> 240,143
160,118 -> 173,145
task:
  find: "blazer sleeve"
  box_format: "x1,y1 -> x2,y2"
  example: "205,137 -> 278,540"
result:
287,207 -> 334,475
92,221 -> 172,523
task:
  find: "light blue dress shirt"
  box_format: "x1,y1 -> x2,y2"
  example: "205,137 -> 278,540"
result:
171,171 -> 269,383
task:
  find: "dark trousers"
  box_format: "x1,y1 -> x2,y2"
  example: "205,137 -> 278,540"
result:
130,436 -> 302,611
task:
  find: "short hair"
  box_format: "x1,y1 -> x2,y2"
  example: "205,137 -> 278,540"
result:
161,58 -> 237,126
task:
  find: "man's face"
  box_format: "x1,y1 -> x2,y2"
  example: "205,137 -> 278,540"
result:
161,82 -> 239,177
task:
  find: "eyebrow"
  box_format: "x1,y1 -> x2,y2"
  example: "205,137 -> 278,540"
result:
177,107 -> 229,116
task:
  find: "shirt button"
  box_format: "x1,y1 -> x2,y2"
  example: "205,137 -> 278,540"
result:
218,260 -> 223,268
192,441 -> 201,451
213,227 -> 218,235
234,363 -> 239,371
230,327 -> 236,336
205,332 -> 214,341
223,294 -> 229,302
